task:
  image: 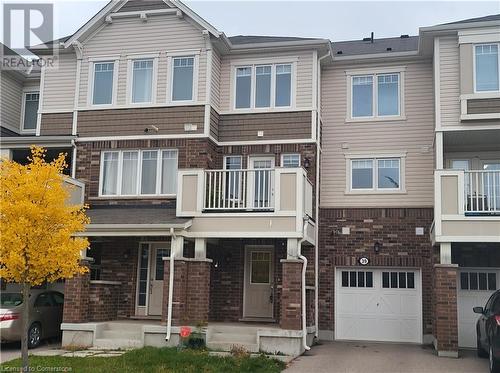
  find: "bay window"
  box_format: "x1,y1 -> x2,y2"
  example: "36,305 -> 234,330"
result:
100,149 -> 178,197
234,63 -> 293,109
475,44 -> 499,92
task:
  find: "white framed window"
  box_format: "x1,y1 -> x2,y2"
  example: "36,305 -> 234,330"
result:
281,154 -> 301,168
474,43 -> 500,92
91,61 -> 116,105
347,155 -> 404,193
99,149 -> 178,197
130,59 -> 155,104
234,62 -> 294,110
224,155 -> 242,170
170,56 -> 196,102
20,91 -> 39,132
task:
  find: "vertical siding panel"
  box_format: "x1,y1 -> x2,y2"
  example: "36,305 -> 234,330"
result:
439,36 -> 460,127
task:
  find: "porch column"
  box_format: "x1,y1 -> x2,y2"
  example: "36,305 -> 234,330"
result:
62,260 -> 90,323
281,238 -> 303,330
434,242 -> 459,357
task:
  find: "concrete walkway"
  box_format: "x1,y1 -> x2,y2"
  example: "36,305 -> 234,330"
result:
285,341 -> 489,373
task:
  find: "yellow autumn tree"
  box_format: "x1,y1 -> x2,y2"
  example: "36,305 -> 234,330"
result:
0,146 -> 89,370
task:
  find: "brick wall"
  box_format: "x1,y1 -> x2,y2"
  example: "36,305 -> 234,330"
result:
318,207 -> 435,335
433,264 -> 459,353
281,260 -> 303,330
88,283 -> 121,322
63,271 -> 90,323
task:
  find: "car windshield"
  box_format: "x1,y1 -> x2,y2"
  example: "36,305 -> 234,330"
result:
0,293 -> 23,307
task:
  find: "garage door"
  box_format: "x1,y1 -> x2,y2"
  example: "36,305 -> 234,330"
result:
458,269 -> 499,348
335,268 -> 422,343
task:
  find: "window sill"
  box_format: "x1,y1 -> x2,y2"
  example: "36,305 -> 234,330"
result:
222,107 -> 306,115
90,195 -> 176,200
344,189 -> 407,196
345,115 -> 406,124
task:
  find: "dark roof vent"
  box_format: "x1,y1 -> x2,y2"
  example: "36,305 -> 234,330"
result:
386,47 -> 392,51
363,32 -> 375,43
362,37 -> 371,42
400,34 -> 409,38
336,50 -> 343,54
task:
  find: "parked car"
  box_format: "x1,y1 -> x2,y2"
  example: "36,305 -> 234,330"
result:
475,289 -> 500,373
0,291 -> 64,348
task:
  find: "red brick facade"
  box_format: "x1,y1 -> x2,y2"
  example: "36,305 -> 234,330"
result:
280,260 -> 303,330
433,264 -> 459,354
318,208 -> 435,335
88,282 -> 121,322
63,270 -> 90,323
161,258 -> 211,325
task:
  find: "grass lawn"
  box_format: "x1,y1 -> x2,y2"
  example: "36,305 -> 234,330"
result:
1,347 -> 286,373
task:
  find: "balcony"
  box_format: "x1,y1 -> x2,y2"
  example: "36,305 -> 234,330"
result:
176,167 -> 315,242
432,170 -> 500,244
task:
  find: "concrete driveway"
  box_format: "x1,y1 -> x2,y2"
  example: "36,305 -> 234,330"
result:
285,341 -> 489,373
0,338 -> 62,364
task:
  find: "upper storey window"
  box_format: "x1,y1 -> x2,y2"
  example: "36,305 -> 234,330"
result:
475,44 -> 499,92
351,73 -> 400,118
22,92 -> 39,132
235,63 -> 293,110
92,62 -> 115,105
131,59 -> 154,103
171,56 -> 195,102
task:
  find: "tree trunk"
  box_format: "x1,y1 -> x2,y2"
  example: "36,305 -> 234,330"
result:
21,282 -> 30,371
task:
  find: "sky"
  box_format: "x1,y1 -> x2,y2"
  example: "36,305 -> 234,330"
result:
2,0 -> 500,44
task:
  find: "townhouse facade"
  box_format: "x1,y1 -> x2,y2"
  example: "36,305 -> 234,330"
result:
0,0 -> 498,358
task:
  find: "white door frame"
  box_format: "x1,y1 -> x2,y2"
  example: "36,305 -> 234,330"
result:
242,245 -> 275,319
334,266 -> 423,344
134,241 -> 170,317
247,156 -> 275,209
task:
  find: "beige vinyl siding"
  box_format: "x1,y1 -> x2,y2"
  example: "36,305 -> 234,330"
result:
23,79 -> 40,92
439,35 -> 461,127
42,53 -> 77,112
211,49 -> 221,110
78,15 -> 206,108
320,60 -> 435,208
219,50 -> 314,112
1,73 -> 23,132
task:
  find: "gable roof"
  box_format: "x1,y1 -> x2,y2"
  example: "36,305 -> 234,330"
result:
440,13 -> 500,26
229,35 -> 323,45
332,36 -> 419,57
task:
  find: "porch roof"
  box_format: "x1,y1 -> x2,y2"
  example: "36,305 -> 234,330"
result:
83,206 -> 192,236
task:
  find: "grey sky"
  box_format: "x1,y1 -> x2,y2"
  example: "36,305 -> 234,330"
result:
12,1 -> 500,43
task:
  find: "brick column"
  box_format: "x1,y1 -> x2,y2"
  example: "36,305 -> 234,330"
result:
162,258 -> 212,326
280,259 -> 303,330
433,264 -> 459,357
63,268 -> 90,323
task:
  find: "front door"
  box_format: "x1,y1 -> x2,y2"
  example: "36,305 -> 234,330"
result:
243,247 -> 274,319
248,156 -> 275,209
148,244 -> 170,316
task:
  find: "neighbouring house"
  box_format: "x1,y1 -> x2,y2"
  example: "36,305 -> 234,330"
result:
0,0 -> 498,359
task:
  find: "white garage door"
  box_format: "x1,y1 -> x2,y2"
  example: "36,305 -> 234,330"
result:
458,269 -> 499,348
335,268 -> 422,343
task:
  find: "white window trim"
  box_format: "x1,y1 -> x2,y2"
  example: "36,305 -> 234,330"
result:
20,90 -> 39,134
126,54 -> 159,106
88,57 -> 120,107
167,53 -> 199,105
231,60 -> 297,112
98,149 -> 178,198
344,153 -> 407,194
280,153 -> 301,168
345,67 -> 406,123
223,155 -> 243,169
473,42 -> 500,94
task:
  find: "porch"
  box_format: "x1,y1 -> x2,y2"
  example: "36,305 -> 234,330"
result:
61,234 -> 316,357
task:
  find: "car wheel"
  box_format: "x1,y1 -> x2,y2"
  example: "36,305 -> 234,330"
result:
490,344 -> 500,373
28,323 -> 41,349
478,336 -> 488,358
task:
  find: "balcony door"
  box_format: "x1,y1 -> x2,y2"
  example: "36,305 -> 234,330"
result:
482,161 -> 500,211
248,156 -> 275,210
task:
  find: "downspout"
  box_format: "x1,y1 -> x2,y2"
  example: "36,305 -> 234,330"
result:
314,51 -> 331,339
70,139 -> 77,178
166,227 -> 176,341
298,219 -> 310,351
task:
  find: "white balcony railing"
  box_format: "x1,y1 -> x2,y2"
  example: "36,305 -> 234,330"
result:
464,170 -> 500,214
204,169 -> 275,211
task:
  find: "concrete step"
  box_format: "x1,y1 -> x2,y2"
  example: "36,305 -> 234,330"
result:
93,338 -> 143,350
100,330 -> 142,340
206,341 -> 259,353
207,325 -> 261,335
209,332 -> 257,344
101,323 -> 144,332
